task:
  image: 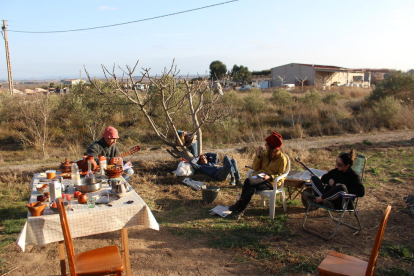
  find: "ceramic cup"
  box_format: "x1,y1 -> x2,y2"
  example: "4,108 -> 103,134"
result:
46,170 -> 56,179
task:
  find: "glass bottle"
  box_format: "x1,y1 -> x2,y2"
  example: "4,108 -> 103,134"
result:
71,163 -> 80,186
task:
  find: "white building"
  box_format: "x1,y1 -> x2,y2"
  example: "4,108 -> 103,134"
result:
271,63 -> 366,87
62,79 -> 87,86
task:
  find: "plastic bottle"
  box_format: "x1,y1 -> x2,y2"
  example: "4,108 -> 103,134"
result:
118,157 -> 124,170
71,163 -> 81,186
99,155 -> 107,176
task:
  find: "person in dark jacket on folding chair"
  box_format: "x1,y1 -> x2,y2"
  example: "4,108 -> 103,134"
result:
303,150 -> 365,209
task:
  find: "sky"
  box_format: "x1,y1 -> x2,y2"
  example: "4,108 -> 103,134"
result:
1,0 -> 414,80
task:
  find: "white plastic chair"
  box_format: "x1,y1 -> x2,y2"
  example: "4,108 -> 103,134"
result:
246,154 -> 291,219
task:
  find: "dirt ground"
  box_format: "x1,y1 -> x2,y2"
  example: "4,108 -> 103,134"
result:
2,130 -> 414,275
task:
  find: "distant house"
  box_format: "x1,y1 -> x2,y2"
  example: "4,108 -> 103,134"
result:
62,79 -> 86,86
24,89 -> 35,94
35,88 -> 48,93
271,63 -> 368,87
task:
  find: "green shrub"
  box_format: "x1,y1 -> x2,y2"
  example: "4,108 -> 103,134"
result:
323,92 -> 340,105
301,89 -> 322,107
369,71 -> 414,104
372,97 -> 402,127
271,89 -> 293,108
243,90 -> 266,114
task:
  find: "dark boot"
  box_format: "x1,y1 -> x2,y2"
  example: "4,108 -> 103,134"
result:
233,210 -> 245,220
229,200 -> 242,212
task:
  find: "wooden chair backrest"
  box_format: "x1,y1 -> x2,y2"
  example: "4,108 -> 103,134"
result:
365,205 -> 392,276
57,197 -> 77,275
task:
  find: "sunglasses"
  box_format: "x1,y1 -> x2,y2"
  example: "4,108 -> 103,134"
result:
336,162 -> 345,167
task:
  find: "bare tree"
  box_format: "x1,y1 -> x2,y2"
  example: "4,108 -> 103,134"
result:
276,74 -> 287,86
14,94 -> 55,158
85,60 -> 227,160
316,71 -> 335,90
295,75 -> 308,91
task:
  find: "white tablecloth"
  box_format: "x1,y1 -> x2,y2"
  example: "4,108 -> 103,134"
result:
17,174 -> 159,252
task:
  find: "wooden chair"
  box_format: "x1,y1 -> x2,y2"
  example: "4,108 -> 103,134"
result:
317,205 -> 392,276
246,154 -> 291,219
56,197 -> 124,276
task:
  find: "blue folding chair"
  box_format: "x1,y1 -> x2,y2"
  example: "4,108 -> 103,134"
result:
301,153 -> 367,240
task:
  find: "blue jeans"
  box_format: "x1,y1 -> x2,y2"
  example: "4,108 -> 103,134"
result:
215,156 -> 241,181
122,168 -> 134,182
177,130 -> 198,157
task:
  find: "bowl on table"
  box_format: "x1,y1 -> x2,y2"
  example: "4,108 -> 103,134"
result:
27,202 -> 46,216
59,172 -> 72,179
104,166 -> 123,179
36,184 -> 49,193
75,178 -> 102,193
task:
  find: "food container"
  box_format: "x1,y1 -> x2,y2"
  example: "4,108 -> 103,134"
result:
104,166 -> 123,179
75,178 -> 102,193
36,184 -> 48,193
59,158 -> 72,173
76,155 -> 97,172
46,170 -> 56,180
27,202 -> 46,216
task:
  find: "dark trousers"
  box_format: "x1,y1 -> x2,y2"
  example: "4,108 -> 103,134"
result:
238,178 -> 272,212
311,176 -> 348,209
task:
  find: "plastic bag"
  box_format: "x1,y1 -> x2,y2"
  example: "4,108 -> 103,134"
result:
173,161 -> 195,176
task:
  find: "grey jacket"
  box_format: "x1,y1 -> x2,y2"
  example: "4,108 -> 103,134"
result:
85,137 -> 120,164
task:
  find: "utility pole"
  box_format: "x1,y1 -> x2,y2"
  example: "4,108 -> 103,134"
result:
2,20 -> 14,95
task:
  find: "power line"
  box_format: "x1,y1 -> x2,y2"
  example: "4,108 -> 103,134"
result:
7,0 -> 238,34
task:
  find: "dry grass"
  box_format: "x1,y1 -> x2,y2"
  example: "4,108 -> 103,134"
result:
0,140 -> 414,275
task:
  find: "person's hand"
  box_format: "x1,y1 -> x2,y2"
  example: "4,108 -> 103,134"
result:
116,158 -> 123,166
256,146 -> 263,158
329,179 -> 335,187
262,175 -> 271,180
109,157 -> 119,165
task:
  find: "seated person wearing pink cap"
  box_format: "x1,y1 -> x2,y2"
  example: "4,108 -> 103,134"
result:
86,126 -> 134,182
229,132 -> 287,219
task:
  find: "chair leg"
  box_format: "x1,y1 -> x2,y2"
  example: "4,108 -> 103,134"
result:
302,203 -> 335,241
261,195 -> 266,207
281,190 -> 287,213
327,210 -> 347,240
269,194 -> 276,220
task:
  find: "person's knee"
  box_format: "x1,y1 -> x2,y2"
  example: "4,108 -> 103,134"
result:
338,184 -> 347,193
223,155 -> 231,162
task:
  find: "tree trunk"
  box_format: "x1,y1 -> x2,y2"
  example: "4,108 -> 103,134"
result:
197,129 -> 202,156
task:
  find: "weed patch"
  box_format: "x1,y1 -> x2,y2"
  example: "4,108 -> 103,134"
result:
383,245 -> 414,262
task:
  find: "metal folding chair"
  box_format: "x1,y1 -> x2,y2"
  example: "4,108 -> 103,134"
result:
302,154 -> 367,240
